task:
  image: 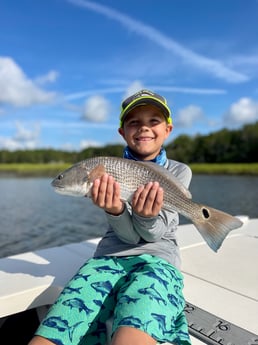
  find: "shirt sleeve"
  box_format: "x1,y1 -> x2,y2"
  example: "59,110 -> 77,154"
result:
105,205 -> 141,244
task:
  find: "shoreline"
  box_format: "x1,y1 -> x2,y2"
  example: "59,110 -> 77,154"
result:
0,162 -> 258,176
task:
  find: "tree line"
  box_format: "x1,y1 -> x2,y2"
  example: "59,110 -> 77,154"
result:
0,121 -> 257,164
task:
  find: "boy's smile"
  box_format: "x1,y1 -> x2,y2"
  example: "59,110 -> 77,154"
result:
118,105 -> 172,161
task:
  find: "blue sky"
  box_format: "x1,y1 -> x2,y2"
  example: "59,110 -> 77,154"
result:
0,0 -> 258,151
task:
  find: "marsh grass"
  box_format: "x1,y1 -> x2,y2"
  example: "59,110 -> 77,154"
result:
0,163 -> 71,177
0,162 -> 258,176
189,163 -> 258,175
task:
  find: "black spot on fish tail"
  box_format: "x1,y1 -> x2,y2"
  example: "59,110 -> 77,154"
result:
202,207 -> 210,219
193,205 -> 243,252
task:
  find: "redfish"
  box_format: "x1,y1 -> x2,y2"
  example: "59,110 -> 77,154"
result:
51,156 -> 243,252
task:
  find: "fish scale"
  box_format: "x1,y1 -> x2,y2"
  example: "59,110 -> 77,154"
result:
52,156 -> 243,252
83,157 -> 190,207
82,157 -> 212,221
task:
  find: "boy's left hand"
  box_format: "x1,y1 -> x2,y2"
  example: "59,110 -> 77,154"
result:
132,182 -> 163,217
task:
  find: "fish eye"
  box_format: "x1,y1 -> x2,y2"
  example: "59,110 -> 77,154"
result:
57,174 -> 64,180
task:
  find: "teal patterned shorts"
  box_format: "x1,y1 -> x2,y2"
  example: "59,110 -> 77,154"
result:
35,254 -> 191,345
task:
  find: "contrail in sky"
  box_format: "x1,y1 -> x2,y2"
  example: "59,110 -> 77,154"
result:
67,0 -> 248,83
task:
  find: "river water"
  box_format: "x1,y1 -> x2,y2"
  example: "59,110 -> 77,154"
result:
0,175 -> 257,258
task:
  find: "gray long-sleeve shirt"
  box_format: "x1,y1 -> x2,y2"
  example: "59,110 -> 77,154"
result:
94,159 -> 192,269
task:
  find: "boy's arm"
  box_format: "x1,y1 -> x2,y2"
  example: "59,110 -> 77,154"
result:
132,211 -> 172,242
106,207 -> 141,244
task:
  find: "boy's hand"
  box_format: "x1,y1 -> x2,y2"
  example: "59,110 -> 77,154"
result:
132,182 -> 163,217
91,174 -> 124,215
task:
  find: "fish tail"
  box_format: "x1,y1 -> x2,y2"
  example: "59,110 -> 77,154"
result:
68,321 -> 83,342
192,206 -> 243,252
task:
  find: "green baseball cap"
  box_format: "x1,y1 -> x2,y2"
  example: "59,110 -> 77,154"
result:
119,89 -> 172,127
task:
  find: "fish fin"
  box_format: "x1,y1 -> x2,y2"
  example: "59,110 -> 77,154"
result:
138,161 -> 192,199
192,206 -> 243,252
88,165 -> 106,182
69,321 -> 84,342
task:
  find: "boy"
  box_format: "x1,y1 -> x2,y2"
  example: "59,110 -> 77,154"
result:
29,90 -> 192,345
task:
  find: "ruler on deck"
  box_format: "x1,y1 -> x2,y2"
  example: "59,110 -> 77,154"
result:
184,301 -> 258,345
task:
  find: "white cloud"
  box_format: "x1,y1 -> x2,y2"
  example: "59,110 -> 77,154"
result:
224,98 -> 258,125
123,81 -> 145,99
64,87 -> 123,102
153,86 -> 226,95
0,137 -> 20,151
228,54 -> 258,68
0,57 -> 56,107
80,139 -> 102,149
64,84 -> 225,103
0,122 -> 40,150
67,0 -> 249,83
82,95 -> 110,122
175,105 -> 204,127
35,70 -> 59,85
14,122 -> 40,142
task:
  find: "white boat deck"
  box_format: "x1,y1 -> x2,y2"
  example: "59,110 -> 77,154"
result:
0,216 -> 257,344
179,216 -> 258,343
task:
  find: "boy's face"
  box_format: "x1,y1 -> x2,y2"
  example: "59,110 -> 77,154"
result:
118,104 -> 172,161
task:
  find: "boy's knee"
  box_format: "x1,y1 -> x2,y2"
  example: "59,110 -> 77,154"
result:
28,335 -> 54,345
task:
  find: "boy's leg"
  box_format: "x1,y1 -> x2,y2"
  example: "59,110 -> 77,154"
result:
28,335 -> 55,345
111,327 -> 156,345
30,257 -> 122,345
111,255 -> 190,345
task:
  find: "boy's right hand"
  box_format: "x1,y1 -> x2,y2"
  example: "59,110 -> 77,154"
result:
132,182 -> 163,218
91,174 -> 125,216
